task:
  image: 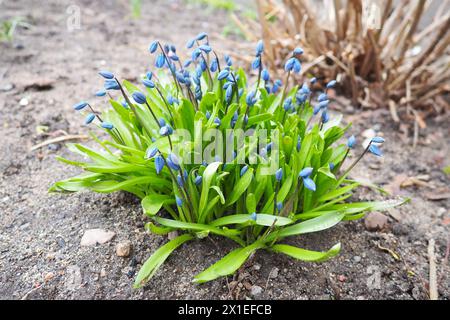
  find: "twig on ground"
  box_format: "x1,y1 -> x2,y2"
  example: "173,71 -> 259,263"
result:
428,239 -> 438,300
30,134 -> 89,151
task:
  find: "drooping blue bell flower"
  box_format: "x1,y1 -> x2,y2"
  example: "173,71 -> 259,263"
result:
299,167 -> 313,178
99,70 -> 114,79
149,41 -> 158,54
95,90 -> 106,97
262,69 -> 270,82
132,92 -> 147,104
73,101 -> 88,111
293,47 -> 304,55
251,56 -> 261,70
155,155 -> 164,174
101,122 -> 114,130
194,175 -> 202,186
347,135 -> 356,148
217,69 -> 229,81
155,53 -> 165,68
326,80 -> 337,89
240,165 -> 249,177
142,79 -> 155,89
145,147 -> 158,159
371,137 -> 385,144
104,79 -> 120,90
224,54 -> 232,66
369,144 -> 383,157
196,32 -> 208,41
176,195 -> 183,207
255,40 -> 264,56
167,153 -> 181,171
85,113 -> 96,125
275,168 -> 283,182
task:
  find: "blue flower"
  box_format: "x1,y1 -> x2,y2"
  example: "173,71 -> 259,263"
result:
214,117 -> 221,126
266,142 -> 273,152
155,53 -> 165,68
299,167 -> 313,178
300,83 -> 310,95
146,72 -> 153,80
199,59 -> 207,72
321,110 -> 329,123
85,113 -> 95,125
252,56 -> 261,70
369,144 -> 383,157
217,69 -> 229,81
186,39 -> 195,49
297,137 -> 301,151
167,153 -> 181,171
99,71 -> 114,79
313,105 -> 321,115
225,85 -> 233,102
275,168 -> 283,182
224,54 -> 232,66
317,100 -> 329,109
104,79 -> 120,90
329,163 -> 335,170
310,77 -> 317,84
145,147 -> 158,159
371,137 -> 385,144
276,202 -> 283,212
175,71 -> 186,84
205,111 -> 211,120
303,177 -> 316,191
246,90 -> 256,106
256,40 -> 264,56
210,59 -> 218,72
284,58 -> 296,72
169,54 -> 179,62
293,59 -> 301,73
326,80 -> 337,89
318,93 -> 328,102
176,195 -> 183,207
347,135 -> 356,148
101,122 -> 114,130
142,79 -> 155,89
159,125 -> 172,136
158,118 -> 166,127
132,92 -> 147,104
177,174 -> 184,187
194,175 -> 202,186
262,69 -> 270,82
191,48 -> 202,61
73,101 -> 88,110
240,165 -> 249,177
250,212 -> 257,221
293,47 -> 304,55
183,60 -> 192,68
155,155 -> 164,174
95,90 -> 106,97
283,97 -> 293,111
199,44 -> 212,53
196,32 -> 208,41
296,93 -> 307,104
149,41 -> 158,54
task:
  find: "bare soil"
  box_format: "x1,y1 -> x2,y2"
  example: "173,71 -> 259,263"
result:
0,0 -> 449,300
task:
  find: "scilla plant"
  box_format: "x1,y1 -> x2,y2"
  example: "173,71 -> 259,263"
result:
51,33 -> 405,287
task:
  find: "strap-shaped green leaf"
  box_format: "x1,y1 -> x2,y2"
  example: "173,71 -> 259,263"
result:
226,168 -> 253,206
141,194 -> 174,216
134,234 -> 193,288
317,183 -> 359,202
210,214 -> 293,227
198,162 -> 222,222
193,241 -> 265,283
272,243 -> 341,262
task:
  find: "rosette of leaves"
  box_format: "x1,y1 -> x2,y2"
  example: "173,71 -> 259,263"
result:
50,34 -> 406,287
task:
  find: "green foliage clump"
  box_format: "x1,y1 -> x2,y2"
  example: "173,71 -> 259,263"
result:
51,34 -> 405,287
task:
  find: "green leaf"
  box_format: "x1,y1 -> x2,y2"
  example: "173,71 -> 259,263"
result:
198,162 -> 222,222
268,212 -> 345,241
272,243 -> 341,262
193,241 -> 264,283
210,214 -> 293,227
226,168 -> 253,206
317,183 -> 359,202
134,234 -> 193,288
142,194 -> 174,216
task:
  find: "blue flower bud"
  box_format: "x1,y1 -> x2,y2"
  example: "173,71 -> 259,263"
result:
142,79 -> 155,89
158,118 -> 166,127
232,112 -> 238,122
318,93 -> 328,102
199,59 -> 207,72
310,77 -> 317,84
250,212 -> 257,221
167,153 -> 181,171
285,58 -> 296,72
347,135 -> 356,148
371,137 -> 385,144
224,54 -> 232,66
186,39 -> 195,49
155,53 -> 165,68
169,54 -> 179,61
101,122 -> 114,130
199,44 -> 212,53
293,47 -> 304,55
262,68 -> 270,82
296,93 -> 307,104
369,144 -> 383,157
73,101 -> 88,111
293,58 -> 302,74
214,117 -> 221,126
159,125 -> 171,137
145,147 -> 158,159
251,56 -> 261,70
300,83 -> 310,95
132,92 -> 147,104
85,113 -> 96,125
149,41 -> 158,54
191,48 -> 202,61
276,202 -> 283,212
196,32 -> 208,41
225,85 -> 233,102
217,69 -> 230,81
183,59 -> 192,68
246,90 -> 256,106
205,111 -> 211,120
104,79 -> 120,90
329,163 -> 335,170
255,40 -> 264,56
266,142 -> 273,152
163,44 -> 170,54
240,165 -> 249,177
155,155 -> 164,174
326,80 -> 337,89
145,72 -> 153,80
194,175 -> 203,186
283,97 -> 293,111
177,174 -> 184,187
321,110 -> 329,123
303,177 -> 316,191
299,167 -> 313,178
170,44 -> 176,53
99,71 -> 114,79
176,195 -> 183,207
275,168 -> 283,182
95,90 -> 106,97
313,105 -> 321,115
175,71 -> 186,84
210,59 -> 218,72
317,100 -> 329,109
297,137 -> 301,151
195,86 -> 202,100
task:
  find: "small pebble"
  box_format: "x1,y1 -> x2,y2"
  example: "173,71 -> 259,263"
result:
116,240 -> 132,257
364,212 -> 388,231
19,98 -> 29,106
250,285 -> 263,297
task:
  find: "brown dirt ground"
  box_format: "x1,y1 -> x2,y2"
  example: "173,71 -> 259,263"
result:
0,0 -> 449,300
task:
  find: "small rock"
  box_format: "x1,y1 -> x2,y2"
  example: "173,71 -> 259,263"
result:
269,267 -> 279,279
0,83 -> 14,92
19,98 -> 28,106
338,275 -> 347,282
80,229 -> 116,246
44,272 -> 54,282
250,285 -> 263,297
252,264 -> 261,271
48,143 -> 61,151
364,212 -> 388,231
353,256 -> 361,263
100,268 -> 107,277
116,240 -> 132,257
